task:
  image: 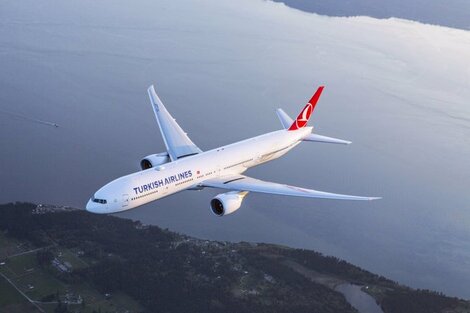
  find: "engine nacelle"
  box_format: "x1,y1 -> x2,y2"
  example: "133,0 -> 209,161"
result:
140,152 -> 170,170
210,191 -> 249,216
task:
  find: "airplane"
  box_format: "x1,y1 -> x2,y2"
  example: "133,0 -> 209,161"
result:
86,85 -> 380,215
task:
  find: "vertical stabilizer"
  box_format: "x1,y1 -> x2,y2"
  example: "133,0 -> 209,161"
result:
288,86 -> 324,131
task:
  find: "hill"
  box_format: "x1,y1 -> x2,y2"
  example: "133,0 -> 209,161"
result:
0,202 -> 468,313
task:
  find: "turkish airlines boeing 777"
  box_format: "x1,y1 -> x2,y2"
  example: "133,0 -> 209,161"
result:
86,85 -> 379,215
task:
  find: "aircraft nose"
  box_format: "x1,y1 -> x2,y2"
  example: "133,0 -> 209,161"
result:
86,199 -> 97,213
86,198 -> 107,214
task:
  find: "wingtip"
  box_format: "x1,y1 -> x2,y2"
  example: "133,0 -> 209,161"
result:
147,84 -> 162,109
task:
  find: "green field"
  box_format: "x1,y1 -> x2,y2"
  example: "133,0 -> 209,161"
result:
17,270 -> 66,300
0,262 -> 17,278
56,248 -> 89,270
6,253 -> 38,276
0,275 -> 26,306
0,233 -> 25,259
1,233 -> 143,313
72,284 -> 144,313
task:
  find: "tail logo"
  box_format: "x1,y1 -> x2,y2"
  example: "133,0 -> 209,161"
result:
296,103 -> 313,128
288,86 -> 324,131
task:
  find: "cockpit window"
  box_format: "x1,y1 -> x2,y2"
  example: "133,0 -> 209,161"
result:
91,197 -> 107,204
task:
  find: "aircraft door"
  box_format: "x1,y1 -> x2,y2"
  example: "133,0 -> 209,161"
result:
122,194 -> 129,208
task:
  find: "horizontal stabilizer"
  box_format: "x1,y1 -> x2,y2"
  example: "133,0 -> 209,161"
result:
276,108 -> 294,129
303,133 -> 351,145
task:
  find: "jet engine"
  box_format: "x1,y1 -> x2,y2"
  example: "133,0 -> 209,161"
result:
140,152 -> 171,170
210,191 -> 249,216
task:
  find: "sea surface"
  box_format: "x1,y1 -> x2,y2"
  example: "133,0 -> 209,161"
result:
336,284 -> 383,313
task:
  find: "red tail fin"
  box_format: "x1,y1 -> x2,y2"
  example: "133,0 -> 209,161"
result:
288,86 -> 324,131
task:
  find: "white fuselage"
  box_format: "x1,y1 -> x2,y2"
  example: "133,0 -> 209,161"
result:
86,127 -> 312,213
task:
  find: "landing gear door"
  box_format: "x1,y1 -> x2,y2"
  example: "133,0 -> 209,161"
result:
122,194 -> 129,208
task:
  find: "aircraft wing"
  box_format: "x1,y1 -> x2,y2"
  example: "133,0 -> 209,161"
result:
201,175 -> 380,201
148,85 -> 202,161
